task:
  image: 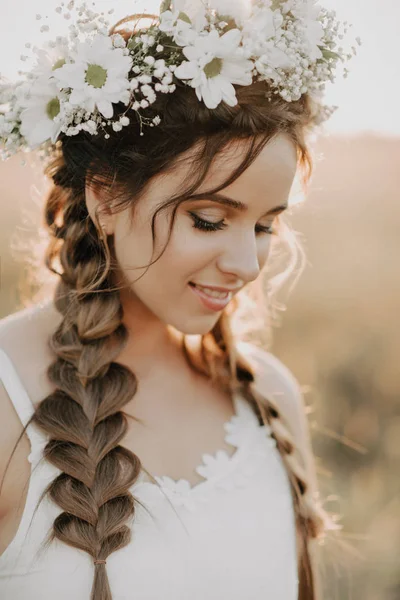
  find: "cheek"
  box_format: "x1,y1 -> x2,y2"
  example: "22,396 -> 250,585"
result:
257,239 -> 273,269
112,213 -> 218,293
148,224 -> 220,290
112,219 -> 154,281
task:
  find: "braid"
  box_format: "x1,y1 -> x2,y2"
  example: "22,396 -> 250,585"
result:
11,47 -> 336,597
31,183 -> 143,600
204,312 -> 331,600
15,179 -> 328,600
247,378 -> 326,598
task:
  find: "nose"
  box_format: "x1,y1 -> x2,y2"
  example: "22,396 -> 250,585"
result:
216,231 -> 262,284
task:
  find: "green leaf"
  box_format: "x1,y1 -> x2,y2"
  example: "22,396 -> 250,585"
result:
177,11 -> 191,24
321,48 -> 340,61
160,0 -> 172,13
127,37 -> 141,51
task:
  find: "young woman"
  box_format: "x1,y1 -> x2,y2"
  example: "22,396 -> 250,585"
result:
0,2 -> 359,599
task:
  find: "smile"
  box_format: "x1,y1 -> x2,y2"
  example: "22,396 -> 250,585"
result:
189,282 -> 233,312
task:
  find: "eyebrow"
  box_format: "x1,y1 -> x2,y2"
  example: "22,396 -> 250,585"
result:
190,192 -> 288,217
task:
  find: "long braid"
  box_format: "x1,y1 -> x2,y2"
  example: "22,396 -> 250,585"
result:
23,182 -> 326,600
247,376 -> 326,598
31,182 -> 143,600
204,310 -> 332,599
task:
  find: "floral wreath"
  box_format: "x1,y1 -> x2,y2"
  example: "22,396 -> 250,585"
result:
0,0 -> 361,162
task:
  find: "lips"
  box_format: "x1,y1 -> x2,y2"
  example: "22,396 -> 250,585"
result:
188,282 -> 233,312
189,282 -> 231,299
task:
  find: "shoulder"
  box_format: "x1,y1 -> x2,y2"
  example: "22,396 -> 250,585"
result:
236,340 -> 307,423
236,341 -> 319,492
0,300 -> 62,406
0,301 -> 61,515
0,300 -> 57,340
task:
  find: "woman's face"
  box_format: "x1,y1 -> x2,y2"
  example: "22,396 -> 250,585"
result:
87,133 -> 298,336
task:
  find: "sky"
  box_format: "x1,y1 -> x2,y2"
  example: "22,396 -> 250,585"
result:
0,0 -> 398,137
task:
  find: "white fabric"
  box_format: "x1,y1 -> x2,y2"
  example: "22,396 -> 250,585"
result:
0,346 -> 299,599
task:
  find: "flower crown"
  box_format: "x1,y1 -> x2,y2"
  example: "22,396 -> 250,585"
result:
0,0 -> 361,162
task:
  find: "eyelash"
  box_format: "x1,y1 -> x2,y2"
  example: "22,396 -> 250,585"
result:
189,212 -> 278,236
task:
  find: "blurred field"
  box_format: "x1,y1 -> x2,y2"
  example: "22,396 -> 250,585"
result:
0,133 -> 399,599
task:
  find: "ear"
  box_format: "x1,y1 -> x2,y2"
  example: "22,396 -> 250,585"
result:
85,180 -> 116,236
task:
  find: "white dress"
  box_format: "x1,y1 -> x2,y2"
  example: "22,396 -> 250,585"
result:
0,346 -> 299,600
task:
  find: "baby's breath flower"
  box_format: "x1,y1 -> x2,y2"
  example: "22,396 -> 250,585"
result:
0,0 -> 360,157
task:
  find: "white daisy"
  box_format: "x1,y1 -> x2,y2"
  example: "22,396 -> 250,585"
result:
173,28 -> 253,109
159,2 -> 207,47
30,38 -> 70,81
54,33 -> 133,120
19,78 -> 64,147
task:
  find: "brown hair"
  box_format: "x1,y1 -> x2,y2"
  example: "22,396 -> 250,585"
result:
3,15 -> 338,600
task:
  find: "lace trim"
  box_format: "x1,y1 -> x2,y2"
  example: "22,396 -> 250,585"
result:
26,395 -> 277,512
133,398 -> 277,511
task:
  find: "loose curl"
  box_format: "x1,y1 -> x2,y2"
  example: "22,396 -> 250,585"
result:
2,15 -> 338,600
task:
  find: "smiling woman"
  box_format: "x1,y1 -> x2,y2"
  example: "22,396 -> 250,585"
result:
0,1 -> 356,600
82,134 -> 298,337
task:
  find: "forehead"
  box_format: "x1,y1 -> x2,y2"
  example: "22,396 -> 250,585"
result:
141,133 -> 298,208
202,133 -> 298,193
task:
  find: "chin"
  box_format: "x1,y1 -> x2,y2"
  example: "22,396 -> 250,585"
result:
172,315 -> 220,336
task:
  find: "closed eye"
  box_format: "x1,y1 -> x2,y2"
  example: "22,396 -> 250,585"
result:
188,213 -> 278,235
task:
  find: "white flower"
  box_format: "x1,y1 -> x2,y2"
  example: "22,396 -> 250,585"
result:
111,33 -> 126,49
302,17 -> 324,62
290,0 -> 321,20
212,0 -> 252,26
81,119 -> 98,135
159,11 -> 196,47
242,6 -> 281,45
173,28 -> 253,109
30,39 -> 70,82
19,78 -> 64,146
254,44 -> 295,79
159,1 -> 207,47
242,6 -> 293,72
54,33 -> 133,119
0,114 -> 14,137
289,0 -> 325,61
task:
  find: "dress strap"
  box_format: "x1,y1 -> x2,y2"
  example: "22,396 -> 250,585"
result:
0,347 -> 46,453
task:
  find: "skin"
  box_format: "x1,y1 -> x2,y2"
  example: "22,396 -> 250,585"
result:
85,133 -> 298,377
0,133 -> 311,561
